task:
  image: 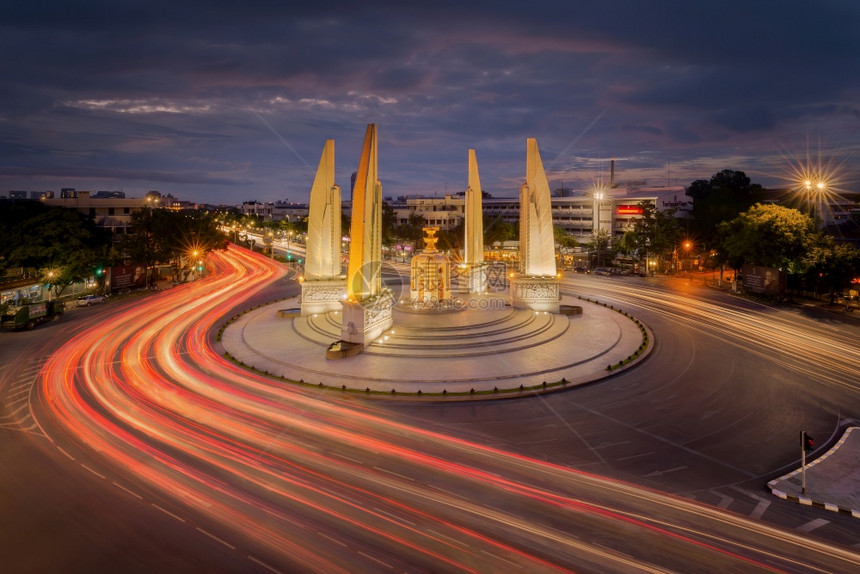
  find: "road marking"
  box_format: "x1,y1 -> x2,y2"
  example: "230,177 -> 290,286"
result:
594,440 -> 630,449
196,527 -> 236,549
425,527 -> 470,548
480,549 -> 524,569
428,483 -> 459,497
357,551 -> 393,569
10,402 -> 31,417
486,504 -> 524,520
643,465 -> 687,478
572,403 -> 756,478
317,531 -> 347,547
373,507 -> 417,527
372,466 -> 415,481
708,490 -> 733,509
113,481 -> 143,500
796,518 -> 829,533
729,486 -> 771,520
151,503 -> 186,523
248,556 -> 283,574
331,452 -> 363,465
80,463 -> 106,479
55,446 -> 76,461
750,500 -> 771,520
537,394 -> 606,464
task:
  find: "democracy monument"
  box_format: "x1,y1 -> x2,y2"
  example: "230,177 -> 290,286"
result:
221,124 -> 650,397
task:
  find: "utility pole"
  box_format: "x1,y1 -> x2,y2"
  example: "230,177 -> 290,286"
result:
800,430 -> 814,496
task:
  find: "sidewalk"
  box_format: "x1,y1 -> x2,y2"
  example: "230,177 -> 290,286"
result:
768,427 -> 860,517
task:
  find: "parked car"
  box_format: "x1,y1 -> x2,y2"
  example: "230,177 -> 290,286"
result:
76,294 -> 107,306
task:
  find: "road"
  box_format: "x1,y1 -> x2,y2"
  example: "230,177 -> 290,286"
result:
387,272 -> 860,549
2,247 -> 859,572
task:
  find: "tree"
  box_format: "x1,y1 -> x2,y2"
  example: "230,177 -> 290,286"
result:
394,212 -> 427,251
584,229 -> 612,268
124,209 -> 226,286
381,203 -> 397,246
687,170 -> 766,249
718,204 -> 814,272
624,201 -> 681,270
484,215 -> 516,246
1,201 -> 111,291
436,221 -> 464,258
801,236 -> 860,303
553,226 -> 577,250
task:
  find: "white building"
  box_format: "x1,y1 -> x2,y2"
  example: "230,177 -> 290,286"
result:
390,194 -> 465,230
483,187 -> 691,242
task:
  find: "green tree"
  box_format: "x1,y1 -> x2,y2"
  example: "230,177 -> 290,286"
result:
1,201 -> 111,292
394,212 -> 427,251
436,221 -> 464,258
381,203 -> 397,246
687,170 -> 765,249
124,209 -> 226,286
553,226 -> 577,250
801,236 -> 860,303
718,204 -> 814,272
584,229 -> 612,268
625,201 -> 681,270
484,215 -> 516,246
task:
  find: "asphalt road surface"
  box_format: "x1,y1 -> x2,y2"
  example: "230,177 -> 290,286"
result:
1,249 -> 858,572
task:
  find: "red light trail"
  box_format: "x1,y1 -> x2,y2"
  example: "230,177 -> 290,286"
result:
33,246 -> 859,573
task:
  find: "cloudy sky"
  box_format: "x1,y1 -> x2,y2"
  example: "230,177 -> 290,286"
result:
2,1 -> 858,204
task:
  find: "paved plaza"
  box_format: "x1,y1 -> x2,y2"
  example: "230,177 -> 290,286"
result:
220,294 -> 649,396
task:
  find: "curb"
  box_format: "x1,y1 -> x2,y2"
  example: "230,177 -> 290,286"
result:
767,427 -> 860,518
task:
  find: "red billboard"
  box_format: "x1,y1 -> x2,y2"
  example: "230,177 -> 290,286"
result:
616,205 -> 643,215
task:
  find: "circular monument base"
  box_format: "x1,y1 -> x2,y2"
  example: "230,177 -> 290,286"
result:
221,294 -> 650,398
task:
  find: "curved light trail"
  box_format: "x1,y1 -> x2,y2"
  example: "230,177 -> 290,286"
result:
35,247 -> 860,573
563,276 -> 860,395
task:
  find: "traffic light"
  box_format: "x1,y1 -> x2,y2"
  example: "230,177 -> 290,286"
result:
801,431 -> 814,452
95,267 -> 104,277
287,252 -> 292,261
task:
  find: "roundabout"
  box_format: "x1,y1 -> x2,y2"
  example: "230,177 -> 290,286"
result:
220,292 -> 651,397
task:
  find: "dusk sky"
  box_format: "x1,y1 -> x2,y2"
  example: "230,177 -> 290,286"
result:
2,1 -> 858,205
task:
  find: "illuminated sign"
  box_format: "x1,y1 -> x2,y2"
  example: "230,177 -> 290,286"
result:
616,205 -> 643,215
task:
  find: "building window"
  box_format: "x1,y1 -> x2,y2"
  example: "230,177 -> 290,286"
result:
108,207 -> 115,215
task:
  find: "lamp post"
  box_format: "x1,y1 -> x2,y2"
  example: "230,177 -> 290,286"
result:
46,270 -> 55,301
593,190 -> 605,269
804,178 -> 827,228
683,240 -> 692,274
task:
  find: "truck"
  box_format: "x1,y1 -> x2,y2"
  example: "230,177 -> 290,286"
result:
0,300 -> 64,330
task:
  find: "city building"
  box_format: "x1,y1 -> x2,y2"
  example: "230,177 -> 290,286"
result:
240,200 -> 309,223
42,190 -> 162,247
390,194 -> 466,230
483,186 -> 691,242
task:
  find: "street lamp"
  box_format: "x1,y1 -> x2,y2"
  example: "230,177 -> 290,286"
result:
802,177 -> 827,227
593,190 -> 605,235
593,189 -> 606,268
683,240 -> 692,273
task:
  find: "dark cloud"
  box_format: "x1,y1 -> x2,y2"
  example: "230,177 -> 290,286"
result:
1,1 -> 858,201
